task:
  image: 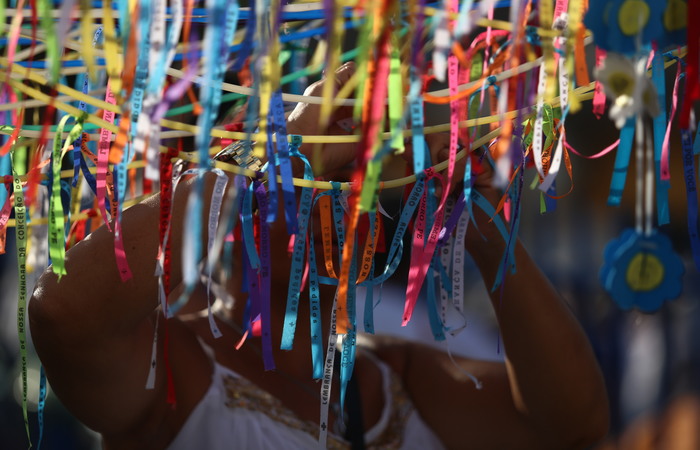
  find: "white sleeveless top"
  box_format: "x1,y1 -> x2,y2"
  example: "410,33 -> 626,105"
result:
167,356 -> 445,449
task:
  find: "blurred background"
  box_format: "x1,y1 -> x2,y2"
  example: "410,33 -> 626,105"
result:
1,3 -> 699,450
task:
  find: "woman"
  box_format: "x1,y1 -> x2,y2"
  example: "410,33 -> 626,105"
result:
29,63 -> 608,449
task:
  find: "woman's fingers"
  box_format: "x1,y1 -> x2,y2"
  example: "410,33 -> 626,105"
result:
424,132 -> 469,198
286,62 -> 358,176
287,62 -> 355,132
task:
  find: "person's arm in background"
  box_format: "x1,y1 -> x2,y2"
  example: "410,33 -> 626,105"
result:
374,135 -> 609,449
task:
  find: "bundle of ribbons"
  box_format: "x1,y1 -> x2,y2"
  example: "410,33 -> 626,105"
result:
0,0 -> 697,447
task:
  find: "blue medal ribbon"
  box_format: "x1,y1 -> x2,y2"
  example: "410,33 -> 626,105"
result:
37,365 -> 47,450
242,240 -> 257,330
72,75 -> 88,187
253,179 -> 275,370
469,189 -> 509,247
231,0 -> 255,71
244,232 -> 261,333
130,0 -> 151,137
241,180 -> 260,269
271,89 -> 298,234
331,183 -> 346,268
371,177 -> 426,286
79,154 -> 97,195
425,253 -> 446,341
463,153 -> 476,232
608,118 -> 636,206
280,136 -> 313,350
652,52 -> 670,225
409,67 -> 426,175
423,178 -> 444,340
544,181 -> 557,213
492,165 -> 524,290
117,0 -> 130,46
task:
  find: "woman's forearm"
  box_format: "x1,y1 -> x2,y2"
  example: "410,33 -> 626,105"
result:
470,238 -> 610,447
30,195 -> 164,342
29,173 -> 211,343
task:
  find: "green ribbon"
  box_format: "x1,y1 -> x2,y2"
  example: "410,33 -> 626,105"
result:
49,115 -> 84,278
0,0 -> 6,38
470,52 -> 483,82
13,169 -> 30,447
388,32 -> 404,152
38,0 -> 60,83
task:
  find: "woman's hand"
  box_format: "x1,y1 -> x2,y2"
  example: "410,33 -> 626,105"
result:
462,148 -> 510,257
402,132 -> 467,198
286,62 -> 358,177
405,132 -> 506,255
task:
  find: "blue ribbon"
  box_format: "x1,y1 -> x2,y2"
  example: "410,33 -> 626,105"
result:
272,89 -> 298,234
231,0 -> 255,71
492,167 -> 524,291
130,0 -> 151,134
409,67 -> 426,175
426,253 -> 446,341
254,179 -> 275,370
37,365 -> 47,450
280,136 -> 313,350
423,176 -> 444,340
372,177 -> 426,285
241,181 -> 260,269
331,184 -> 346,268
72,75 -> 88,187
469,188 -> 509,245
117,0 -> 130,46
308,192 -> 328,379
681,129 -> 700,271
544,181 -> 557,213
79,155 -> 98,195
652,52 -> 670,225
607,118 -> 636,206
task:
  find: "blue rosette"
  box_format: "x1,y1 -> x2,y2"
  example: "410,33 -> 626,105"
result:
584,0 -> 673,54
600,228 -> 684,312
655,0 -> 688,49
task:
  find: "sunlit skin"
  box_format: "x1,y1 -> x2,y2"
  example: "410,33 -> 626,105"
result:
29,63 -> 609,450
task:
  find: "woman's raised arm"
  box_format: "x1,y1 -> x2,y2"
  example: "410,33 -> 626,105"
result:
377,138 -> 609,449
28,175 -> 216,442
